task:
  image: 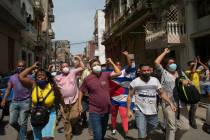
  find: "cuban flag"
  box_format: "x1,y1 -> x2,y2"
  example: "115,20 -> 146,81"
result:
109,67 -> 136,109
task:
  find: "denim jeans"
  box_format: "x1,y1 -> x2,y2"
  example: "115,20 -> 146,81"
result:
135,110 -> 158,139
9,98 -> 31,140
89,112 -> 109,140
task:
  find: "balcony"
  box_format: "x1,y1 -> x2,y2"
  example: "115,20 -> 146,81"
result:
103,0 -> 150,41
49,14 -> 55,22
36,33 -> 46,50
48,29 -> 55,39
0,0 -> 26,29
34,0 -> 44,18
21,23 -> 38,44
145,22 -> 185,49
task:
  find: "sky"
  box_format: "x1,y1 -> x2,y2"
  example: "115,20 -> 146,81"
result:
53,0 -> 105,55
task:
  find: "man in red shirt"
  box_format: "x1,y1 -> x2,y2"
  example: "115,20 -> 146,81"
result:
79,58 -> 121,140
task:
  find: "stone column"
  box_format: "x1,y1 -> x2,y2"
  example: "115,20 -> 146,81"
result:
179,0 -> 197,68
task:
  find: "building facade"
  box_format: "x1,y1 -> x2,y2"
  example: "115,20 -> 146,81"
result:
85,40 -> 96,61
52,40 -> 71,69
103,0 -> 210,68
145,0 -> 210,68
103,0 -> 157,66
0,0 -> 26,73
94,10 -> 106,64
0,0 -> 54,74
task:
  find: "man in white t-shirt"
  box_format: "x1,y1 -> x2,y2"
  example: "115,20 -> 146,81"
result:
127,64 -> 176,140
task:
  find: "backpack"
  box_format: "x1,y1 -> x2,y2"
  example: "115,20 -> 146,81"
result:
175,69 -> 200,104
30,86 -> 52,128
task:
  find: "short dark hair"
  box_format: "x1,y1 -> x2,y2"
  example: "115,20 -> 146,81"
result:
89,58 -> 100,67
187,60 -> 194,66
138,64 -> 150,69
35,68 -> 52,81
162,57 -> 175,68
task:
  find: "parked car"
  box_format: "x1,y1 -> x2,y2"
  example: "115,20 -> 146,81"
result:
0,76 -> 13,121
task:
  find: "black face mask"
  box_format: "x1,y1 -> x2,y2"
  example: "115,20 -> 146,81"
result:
16,68 -> 25,73
140,73 -> 151,82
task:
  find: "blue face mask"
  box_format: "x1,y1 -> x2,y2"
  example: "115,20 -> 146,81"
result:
36,80 -> 48,89
16,68 -> 25,73
167,63 -> 177,72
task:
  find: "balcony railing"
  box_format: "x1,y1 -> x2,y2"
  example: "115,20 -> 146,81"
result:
145,22 -> 185,49
34,0 -> 44,16
104,0 -> 149,40
48,29 -> 55,39
49,14 -> 55,22
21,23 -> 38,42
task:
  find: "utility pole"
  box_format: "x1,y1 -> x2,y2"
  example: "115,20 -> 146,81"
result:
54,41 -> 58,70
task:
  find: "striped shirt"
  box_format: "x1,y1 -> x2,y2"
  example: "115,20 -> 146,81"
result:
130,77 -> 161,115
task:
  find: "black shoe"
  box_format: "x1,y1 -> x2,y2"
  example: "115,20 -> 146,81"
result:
124,135 -> 132,140
82,121 -> 88,128
190,122 -> 198,129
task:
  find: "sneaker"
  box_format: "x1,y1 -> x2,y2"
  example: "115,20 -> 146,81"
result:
111,129 -> 116,135
191,123 -> 198,129
190,122 -> 198,129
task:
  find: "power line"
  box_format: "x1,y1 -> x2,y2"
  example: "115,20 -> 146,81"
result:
70,41 -> 88,46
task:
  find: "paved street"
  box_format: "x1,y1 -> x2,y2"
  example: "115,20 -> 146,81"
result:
0,105 -> 209,140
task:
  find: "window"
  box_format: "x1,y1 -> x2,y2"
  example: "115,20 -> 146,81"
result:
21,50 -> 27,61
28,53 -> 32,66
197,0 -> 210,18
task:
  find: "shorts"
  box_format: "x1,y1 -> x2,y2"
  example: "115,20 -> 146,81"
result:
32,108 -> 56,140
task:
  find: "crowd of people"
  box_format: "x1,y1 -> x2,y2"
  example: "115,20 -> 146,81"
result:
1,48 -> 210,140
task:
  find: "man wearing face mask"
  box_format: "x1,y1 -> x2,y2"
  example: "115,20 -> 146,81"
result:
55,56 -> 84,140
79,58 -> 121,140
155,48 -> 191,140
185,59 -> 201,129
1,60 -> 32,140
127,64 -> 176,140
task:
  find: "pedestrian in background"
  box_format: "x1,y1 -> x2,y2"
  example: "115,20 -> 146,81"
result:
185,58 -> 201,129
1,60 -> 31,140
110,51 -> 135,138
154,48 -> 190,140
55,56 -> 84,140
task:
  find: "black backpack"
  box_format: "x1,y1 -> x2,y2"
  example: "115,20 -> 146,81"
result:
30,86 -> 52,128
175,69 -> 200,104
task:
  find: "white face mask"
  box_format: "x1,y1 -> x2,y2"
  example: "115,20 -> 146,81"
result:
62,67 -> 70,74
92,65 -> 102,73
131,62 -> 135,68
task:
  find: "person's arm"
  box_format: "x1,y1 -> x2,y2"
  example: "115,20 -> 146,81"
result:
158,88 -> 176,112
154,48 -> 170,66
191,58 -> 198,73
74,56 -> 85,73
78,91 -> 84,114
197,56 -> 209,70
127,86 -> 135,118
1,82 -> 12,107
122,51 -> 132,72
107,58 -> 121,78
19,62 -> 38,88
78,78 -> 88,114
